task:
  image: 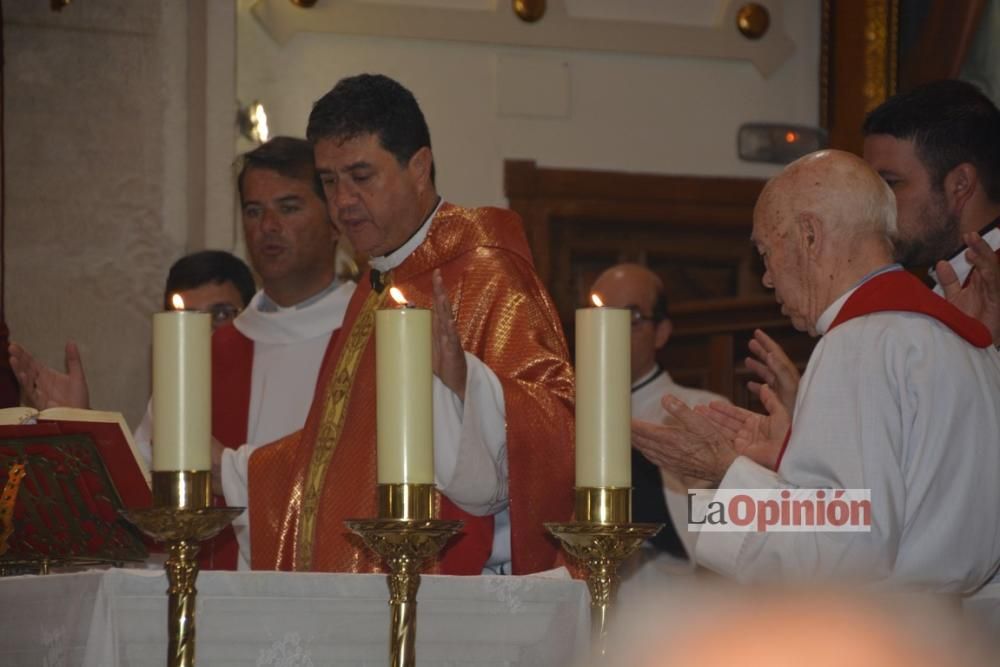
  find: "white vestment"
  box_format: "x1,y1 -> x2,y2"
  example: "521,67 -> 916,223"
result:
695,275 -> 1000,593
222,201 -> 514,572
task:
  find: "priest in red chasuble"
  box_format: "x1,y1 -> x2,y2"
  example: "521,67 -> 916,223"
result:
235,74 -> 574,575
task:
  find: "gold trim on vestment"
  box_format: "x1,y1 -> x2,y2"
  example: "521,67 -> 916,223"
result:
296,282 -> 391,570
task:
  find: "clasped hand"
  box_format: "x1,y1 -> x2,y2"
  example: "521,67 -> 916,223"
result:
631,385 -> 790,488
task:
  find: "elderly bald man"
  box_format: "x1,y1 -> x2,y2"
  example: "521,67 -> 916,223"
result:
591,264 -> 727,563
633,150 -> 1000,591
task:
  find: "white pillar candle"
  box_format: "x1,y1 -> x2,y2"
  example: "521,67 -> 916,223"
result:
376,288 -> 433,484
575,300 -> 631,487
152,296 -> 211,471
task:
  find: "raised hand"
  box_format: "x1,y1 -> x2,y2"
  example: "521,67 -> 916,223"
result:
632,395 -> 738,487
8,340 -> 90,410
430,269 -> 468,400
694,384 -> 789,471
745,328 -> 800,416
936,232 -> 1000,345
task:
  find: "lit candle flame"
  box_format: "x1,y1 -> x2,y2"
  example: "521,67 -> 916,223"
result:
389,286 -> 408,306
591,293 -> 604,307
171,293 -> 185,310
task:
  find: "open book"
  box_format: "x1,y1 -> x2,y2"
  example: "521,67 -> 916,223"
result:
0,406 -> 151,494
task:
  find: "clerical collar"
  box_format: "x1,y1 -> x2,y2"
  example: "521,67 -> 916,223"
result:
256,277 -> 342,313
815,263 -> 902,335
927,217 -> 1000,289
631,366 -> 664,393
369,197 -> 443,273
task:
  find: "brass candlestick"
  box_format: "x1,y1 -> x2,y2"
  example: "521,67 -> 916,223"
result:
545,487 -> 662,656
121,471 -> 242,667
346,483 -> 462,667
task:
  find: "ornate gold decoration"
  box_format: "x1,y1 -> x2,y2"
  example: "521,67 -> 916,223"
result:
736,3 -> 770,40
152,470 -> 212,510
346,518 -> 463,667
547,488 -> 662,655
575,486 -> 631,523
0,464 -> 27,556
1,434 -> 147,574
513,0 -> 546,23
297,284 -> 391,569
378,483 -> 434,521
863,0 -> 899,113
121,506 -> 243,667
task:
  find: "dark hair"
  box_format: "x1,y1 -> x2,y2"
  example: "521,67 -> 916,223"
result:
306,74 -> 434,180
236,136 -> 323,203
163,250 -> 256,310
862,79 -> 1000,201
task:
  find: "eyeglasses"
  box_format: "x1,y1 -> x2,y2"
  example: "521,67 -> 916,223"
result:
172,303 -> 242,327
204,303 -> 241,326
629,307 -> 656,328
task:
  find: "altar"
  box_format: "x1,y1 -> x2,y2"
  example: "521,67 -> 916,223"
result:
0,568 -> 590,666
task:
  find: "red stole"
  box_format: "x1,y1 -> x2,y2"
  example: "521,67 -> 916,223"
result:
194,324 -> 254,569
247,203 -> 574,575
775,270 -> 991,469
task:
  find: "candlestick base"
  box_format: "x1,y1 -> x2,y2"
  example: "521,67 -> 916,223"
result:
546,522 -> 661,657
121,505 -> 243,667
346,517 -> 462,667
546,487 -> 662,657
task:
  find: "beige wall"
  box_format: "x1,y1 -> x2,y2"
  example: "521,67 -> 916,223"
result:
236,0 -> 820,211
5,0 -> 820,427
4,0 -> 232,426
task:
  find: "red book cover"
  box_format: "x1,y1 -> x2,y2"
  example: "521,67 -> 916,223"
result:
0,408 -> 150,566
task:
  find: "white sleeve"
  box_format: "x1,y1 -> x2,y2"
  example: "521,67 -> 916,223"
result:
133,398 -> 153,471
694,332 -> 901,583
433,351 -> 508,516
220,445 -> 252,570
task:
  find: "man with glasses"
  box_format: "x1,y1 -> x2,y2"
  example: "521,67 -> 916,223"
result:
590,263 -> 727,570
162,250 -> 256,329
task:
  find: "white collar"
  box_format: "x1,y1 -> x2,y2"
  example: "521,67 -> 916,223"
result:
814,264 -> 902,335
234,280 -> 356,344
631,365 -> 668,392
369,198 -> 444,273
928,221 -> 1000,291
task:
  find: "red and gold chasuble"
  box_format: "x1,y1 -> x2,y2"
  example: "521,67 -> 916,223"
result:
248,203 -> 575,574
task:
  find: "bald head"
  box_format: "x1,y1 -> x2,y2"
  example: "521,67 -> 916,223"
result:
759,149 -> 897,248
591,263 -> 671,381
753,150 -> 898,336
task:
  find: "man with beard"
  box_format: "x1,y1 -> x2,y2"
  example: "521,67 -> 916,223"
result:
632,150 -> 1000,590
750,80 -> 1000,418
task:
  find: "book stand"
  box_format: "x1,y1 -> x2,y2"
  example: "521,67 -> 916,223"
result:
0,433 -> 148,575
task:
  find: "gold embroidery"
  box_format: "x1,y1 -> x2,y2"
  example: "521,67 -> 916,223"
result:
296,284 -> 391,569
862,0 -> 898,113
0,463 -> 27,556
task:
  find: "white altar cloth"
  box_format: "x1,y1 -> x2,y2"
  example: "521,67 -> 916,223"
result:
0,569 -> 589,666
